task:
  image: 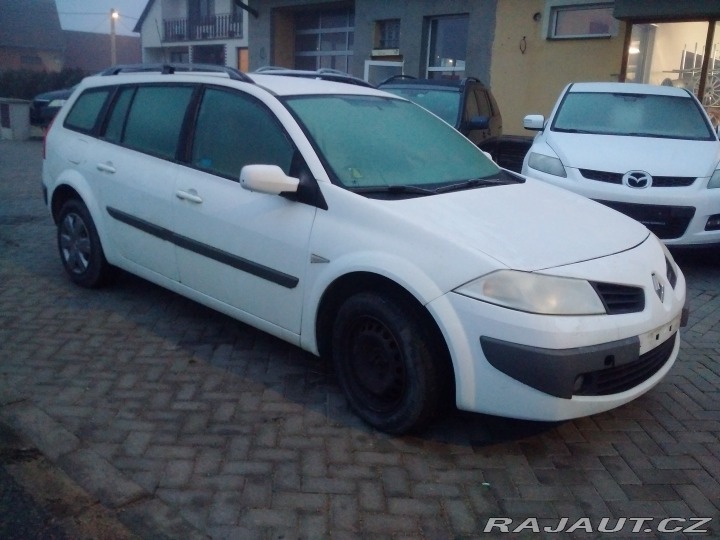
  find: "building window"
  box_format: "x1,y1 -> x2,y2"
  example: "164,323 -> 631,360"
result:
547,2 -> 617,39
294,8 -> 354,73
375,19 -> 400,50
625,21 -> 720,121
426,15 -> 468,79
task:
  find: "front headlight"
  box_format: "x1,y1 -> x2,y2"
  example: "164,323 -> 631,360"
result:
527,152 -> 567,178
708,169 -> 720,188
455,270 -> 606,315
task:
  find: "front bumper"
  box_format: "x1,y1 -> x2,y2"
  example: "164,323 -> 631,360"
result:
427,237 -> 686,421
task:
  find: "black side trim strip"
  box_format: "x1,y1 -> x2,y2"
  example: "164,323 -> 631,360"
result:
106,206 -> 299,289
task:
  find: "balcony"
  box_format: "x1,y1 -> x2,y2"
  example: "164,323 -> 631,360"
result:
163,13 -> 243,42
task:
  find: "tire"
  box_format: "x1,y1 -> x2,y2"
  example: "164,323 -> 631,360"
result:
331,291 -> 446,434
56,199 -> 110,288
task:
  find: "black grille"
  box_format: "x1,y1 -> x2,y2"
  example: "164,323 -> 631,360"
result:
591,282 -> 645,314
580,169 -> 622,184
652,176 -> 697,187
595,200 -> 695,239
666,257 -> 677,289
575,333 -> 676,396
580,169 -> 696,187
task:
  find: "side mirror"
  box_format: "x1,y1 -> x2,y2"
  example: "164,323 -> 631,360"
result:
523,114 -> 545,131
463,115 -> 490,130
240,164 -> 299,195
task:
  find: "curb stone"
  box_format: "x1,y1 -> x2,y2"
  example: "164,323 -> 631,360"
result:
0,383 -> 209,540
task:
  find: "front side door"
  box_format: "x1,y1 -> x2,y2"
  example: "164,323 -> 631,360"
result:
173,86 -> 317,335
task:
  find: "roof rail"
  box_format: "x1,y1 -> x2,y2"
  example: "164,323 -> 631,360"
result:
100,63 -> 255,83
378,74 -> 417,85
253,67 -> 374,88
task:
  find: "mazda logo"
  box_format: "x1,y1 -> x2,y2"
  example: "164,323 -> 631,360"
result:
623,171 -> 652,189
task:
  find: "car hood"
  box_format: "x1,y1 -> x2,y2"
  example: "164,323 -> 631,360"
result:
546,132 -> 720,177
394,178 -> 650,272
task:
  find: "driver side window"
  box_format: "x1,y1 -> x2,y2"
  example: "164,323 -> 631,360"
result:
191,88 -> 295,180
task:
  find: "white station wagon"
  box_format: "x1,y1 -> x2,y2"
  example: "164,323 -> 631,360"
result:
43,65 -> 687,433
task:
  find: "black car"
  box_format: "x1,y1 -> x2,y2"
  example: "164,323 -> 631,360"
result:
30,86 -> 76,127
378,76 -> 503,155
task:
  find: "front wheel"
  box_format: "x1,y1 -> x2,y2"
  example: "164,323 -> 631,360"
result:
56,199 -> 111,288
331,292 -> 446,434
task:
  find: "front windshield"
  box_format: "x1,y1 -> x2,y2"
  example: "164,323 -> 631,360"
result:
552,91 -> 715,140
381,87 -> 460,125
285,95 -> 499,190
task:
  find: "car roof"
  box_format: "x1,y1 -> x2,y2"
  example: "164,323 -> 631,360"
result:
378,76 -> 486,90
567,81 -> 693,97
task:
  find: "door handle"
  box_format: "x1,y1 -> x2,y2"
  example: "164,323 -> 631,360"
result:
96,162 -> 116,173
176,189 -> 203,204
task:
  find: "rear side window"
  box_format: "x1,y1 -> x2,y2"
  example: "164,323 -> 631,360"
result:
64,89 -> 111,133
122,85 -> 194,159
103,87 -> 135,143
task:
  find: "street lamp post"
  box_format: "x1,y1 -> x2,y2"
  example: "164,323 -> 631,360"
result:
110,9 -> 118,65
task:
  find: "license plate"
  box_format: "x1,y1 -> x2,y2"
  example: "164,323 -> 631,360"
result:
639,314 -> 681,355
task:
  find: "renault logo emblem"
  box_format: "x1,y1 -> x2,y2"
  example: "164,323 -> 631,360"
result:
623,171 -> 652,189
652,273 -> 664,302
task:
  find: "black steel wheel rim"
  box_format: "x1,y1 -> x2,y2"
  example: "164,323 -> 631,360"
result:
345,315 -> 406,413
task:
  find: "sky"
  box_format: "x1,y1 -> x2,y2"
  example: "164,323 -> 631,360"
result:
54,0 -> 148,35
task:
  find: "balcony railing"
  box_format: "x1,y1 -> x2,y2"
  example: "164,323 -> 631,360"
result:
163,13 -> 243,42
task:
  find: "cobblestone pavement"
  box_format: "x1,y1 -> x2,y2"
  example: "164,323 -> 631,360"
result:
1,139 -> 719,539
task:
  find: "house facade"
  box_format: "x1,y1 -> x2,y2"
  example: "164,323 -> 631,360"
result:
135,0 -> 720,135
134,0 -> 250,70
0,0 -> 64,72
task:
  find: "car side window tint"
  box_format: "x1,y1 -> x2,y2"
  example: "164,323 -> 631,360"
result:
103,87 -> 135,143
64,89 -> 111,133
122,85 -> 194,160
464,89 -> 480,121
475,90 -> 492,117
191,87 -> 294,179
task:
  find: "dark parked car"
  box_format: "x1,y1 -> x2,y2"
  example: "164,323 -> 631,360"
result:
378,76 -> 502,153
378,76 -> 531,172
30,86 -> 76,126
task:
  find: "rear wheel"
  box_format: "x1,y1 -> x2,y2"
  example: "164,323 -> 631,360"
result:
57,199 -> 110,288
331,291 -> 445,434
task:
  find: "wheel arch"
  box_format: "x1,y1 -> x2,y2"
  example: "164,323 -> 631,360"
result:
50,184 -> 83,223
315,271 -> 456,398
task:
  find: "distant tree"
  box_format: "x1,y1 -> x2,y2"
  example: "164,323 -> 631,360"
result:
0,68 -> 87,100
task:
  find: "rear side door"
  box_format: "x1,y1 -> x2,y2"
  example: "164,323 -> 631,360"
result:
173,86 -> 317,335
94,84 -> 196,280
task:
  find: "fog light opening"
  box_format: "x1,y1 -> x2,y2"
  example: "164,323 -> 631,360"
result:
573,375 -> 585,394
705,214 -> 720,231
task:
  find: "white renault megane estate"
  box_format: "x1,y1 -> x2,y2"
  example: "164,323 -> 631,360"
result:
43,65 -> 686,433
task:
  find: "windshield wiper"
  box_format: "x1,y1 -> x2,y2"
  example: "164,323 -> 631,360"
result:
434,175 -> 516,194
352,185 -> 435,195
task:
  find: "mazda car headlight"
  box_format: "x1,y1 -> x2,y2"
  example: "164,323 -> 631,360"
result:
455,270 -> 606,315
708,168 -> 720,188
527,152 -> 567,178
